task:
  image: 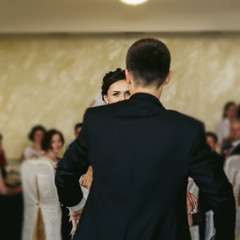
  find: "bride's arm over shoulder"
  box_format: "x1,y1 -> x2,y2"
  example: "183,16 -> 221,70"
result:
80,166 -> 93,191
186,191 -> 198,214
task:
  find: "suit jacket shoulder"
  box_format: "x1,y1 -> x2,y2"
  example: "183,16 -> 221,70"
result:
165,110 -> 205,138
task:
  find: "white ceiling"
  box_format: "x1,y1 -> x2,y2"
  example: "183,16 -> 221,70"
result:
0,0 -> 240,33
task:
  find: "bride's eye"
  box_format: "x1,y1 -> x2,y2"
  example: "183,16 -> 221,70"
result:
125,90 -> 130,96
113,92 -> 120,96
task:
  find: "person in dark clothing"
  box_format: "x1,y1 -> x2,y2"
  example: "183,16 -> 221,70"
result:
0,163 -> 23,240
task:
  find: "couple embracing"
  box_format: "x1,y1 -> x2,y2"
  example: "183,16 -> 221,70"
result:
55,38 -> 235,240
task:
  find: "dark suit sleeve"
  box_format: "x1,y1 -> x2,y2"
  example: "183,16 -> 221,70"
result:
189,123 -> 235,240
55,110 -> 90,207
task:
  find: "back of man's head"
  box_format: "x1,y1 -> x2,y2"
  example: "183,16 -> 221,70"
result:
126,38 -> 171,88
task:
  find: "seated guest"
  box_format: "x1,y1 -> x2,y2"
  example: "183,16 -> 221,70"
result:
66,123 -> 83,149
216,101 -> 237,150
0,134 -> 7,167
224,120 -> 240,158
21,125 -> 46,162
0,160 -> 23,240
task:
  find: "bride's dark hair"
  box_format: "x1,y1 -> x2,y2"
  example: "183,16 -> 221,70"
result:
101,68 -> 125,100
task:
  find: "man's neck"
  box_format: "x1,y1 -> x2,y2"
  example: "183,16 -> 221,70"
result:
130,87 -> 163,100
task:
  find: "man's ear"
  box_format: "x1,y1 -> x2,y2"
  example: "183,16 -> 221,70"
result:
164,71 -> 172,85
125,69 -> 132,86
103,95 -> 109,104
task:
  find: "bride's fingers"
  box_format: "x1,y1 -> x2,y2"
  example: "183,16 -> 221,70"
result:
187,196 -> 195,213
187,201 -> 193,213
187,192 -> 197,209
187,195 -> 194,206
190,195 -> 198,206
72,219 -> 77,231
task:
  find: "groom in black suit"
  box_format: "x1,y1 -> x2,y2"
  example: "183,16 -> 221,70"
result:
55,38 -> 235,240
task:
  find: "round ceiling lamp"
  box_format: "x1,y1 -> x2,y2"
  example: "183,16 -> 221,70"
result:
120,0 -> 148,6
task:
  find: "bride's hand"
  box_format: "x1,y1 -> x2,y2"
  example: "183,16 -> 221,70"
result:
71,209 -> 83,231
80,174 -> 93,191
186,191 -> 198,214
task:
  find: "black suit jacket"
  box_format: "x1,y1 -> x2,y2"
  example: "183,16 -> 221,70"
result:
55,93 -> 235,240
199,151 -> 225,213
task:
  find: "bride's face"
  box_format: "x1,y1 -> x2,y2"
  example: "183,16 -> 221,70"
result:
104,80 -> 131,104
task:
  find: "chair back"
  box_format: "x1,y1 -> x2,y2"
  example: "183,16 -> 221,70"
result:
224,155 -> 240,186
21,158 -> 61,240
233,171 -> 240,240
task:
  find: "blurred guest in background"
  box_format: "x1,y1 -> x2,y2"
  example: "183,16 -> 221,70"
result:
67,123 -> 83,149
41,129 -> 64,166
21,125 -> 46,162
0,134 -> 7,167
0,152 -> 23,240
216,101 -> 237,150
74,123 -> 83,138
238,103 -> 240,120
206,132 -> 219,152
40,129 -> 72,240
205,131 -> 224,166
223,120 -> 240,158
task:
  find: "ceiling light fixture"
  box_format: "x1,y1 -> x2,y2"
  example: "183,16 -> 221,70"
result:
120,0 -> 148,6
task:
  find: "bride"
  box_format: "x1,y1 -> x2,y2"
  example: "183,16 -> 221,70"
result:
72,68 -> 197,228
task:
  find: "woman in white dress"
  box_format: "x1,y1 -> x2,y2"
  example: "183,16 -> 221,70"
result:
21,125 -> 46,162
71,68 -> 197,229
22,129 -> 68,240
40,129 -> 72,240
216,101 -> 237,149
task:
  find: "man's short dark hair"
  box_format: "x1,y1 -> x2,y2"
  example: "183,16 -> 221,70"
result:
28,125 -> 46,141
205,132 -> 218,143
74,123 -> 83,133
0,134 -> 2,140
126,38 -> 171,88
42,129 -> 65,151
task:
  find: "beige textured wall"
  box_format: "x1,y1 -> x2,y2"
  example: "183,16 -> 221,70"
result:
1,34 -> 240,162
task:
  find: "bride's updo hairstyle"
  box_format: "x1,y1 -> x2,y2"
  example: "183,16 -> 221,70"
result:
101,68 -> 125,100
